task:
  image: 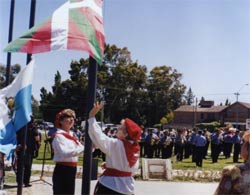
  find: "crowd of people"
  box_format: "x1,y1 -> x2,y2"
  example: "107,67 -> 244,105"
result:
99,125 -> 245,168
141,126 -> 244,166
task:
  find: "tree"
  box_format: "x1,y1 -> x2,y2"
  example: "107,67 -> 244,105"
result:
39,60 -> 89,122
160,117 -> 168,125
32,96 -> 41,119
146,66 -> 186,125
39,44 -> 187,126
185,87 -> 195,105
102,45 -> 147,123
166,111 -> 174,123
39,87 -> 56,121
225,98 -> 230,106
0,63 -> 21,88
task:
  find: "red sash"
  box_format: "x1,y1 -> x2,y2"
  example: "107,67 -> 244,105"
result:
102,168 -> 132,177
122,140 -> 140,167
53,132 -> 79,145
56,162 -> 77,167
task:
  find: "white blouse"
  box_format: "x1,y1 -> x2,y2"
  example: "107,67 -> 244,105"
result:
52,129 -> 84,162
88,117 -> 139,195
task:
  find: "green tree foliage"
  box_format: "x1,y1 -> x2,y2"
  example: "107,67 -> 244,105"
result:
166,111 -> 174,123
146,66 -> 186,125
32,96 -> 41,119
39,44 -> 187,126
39,60 -> 89,122
97,45 -> 148,124
0,63 -> 21,88
160,117 -> 168,125
196,121 -> 221,132
184,87 -> 195,105
225,98 -> 230,106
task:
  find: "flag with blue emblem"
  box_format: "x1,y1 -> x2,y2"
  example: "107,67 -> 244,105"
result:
0,59 -> 34,159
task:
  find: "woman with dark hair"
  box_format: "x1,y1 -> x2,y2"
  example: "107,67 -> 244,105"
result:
214,130 -> 250,195
52,109 -> 84,195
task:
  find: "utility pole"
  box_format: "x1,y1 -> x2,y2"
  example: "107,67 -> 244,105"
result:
234,83 -> 249,129
194,97 -> 198,126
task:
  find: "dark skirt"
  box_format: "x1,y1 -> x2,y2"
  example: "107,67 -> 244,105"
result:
94,181 -> 126,195
52,164 -> 77,195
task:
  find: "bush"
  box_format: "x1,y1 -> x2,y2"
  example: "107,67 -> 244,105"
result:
196,121 -> 221,132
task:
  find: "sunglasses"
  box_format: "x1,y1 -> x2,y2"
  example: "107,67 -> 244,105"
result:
62,114 -> 75,119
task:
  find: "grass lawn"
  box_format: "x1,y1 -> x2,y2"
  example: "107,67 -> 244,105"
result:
170,155 -> 243,171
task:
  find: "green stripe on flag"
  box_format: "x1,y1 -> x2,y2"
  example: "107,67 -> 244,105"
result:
69,8 -> 102,64
4,18 -> 51,53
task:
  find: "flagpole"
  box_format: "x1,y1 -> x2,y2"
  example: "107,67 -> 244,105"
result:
5,0 -> 15,86
26,0 -> 36,64
1,0 -> 15,191
17,1 -> 36,195
82,56 -> 98,195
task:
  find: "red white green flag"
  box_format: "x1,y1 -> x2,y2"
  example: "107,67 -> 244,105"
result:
4,0 -> 105,64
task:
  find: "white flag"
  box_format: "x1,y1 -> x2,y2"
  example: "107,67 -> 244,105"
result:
0,59 -> 34,158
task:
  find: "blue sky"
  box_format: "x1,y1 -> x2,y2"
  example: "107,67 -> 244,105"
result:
1,0 -> 250,105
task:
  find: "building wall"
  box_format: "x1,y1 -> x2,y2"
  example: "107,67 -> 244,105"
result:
174,112 -> 221,124
224,104 -> 250,123
173,102 -> 250,127
173,112 -> 194,124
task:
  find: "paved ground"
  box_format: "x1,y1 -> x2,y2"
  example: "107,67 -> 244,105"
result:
1,164 -> 219,195
3,177 -> 218,195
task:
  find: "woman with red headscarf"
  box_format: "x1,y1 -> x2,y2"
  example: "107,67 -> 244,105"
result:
88,101 -> 142,195
52,109 -> 84,195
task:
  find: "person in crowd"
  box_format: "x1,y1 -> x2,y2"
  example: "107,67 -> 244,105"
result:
190,128 -> 198,162
184,129 -> 192,159
47,126 -> 57,159
169,129 -> 176,157
88,101 -> 141,195
101,126 -> 111,161
203,129 -> 210,159
155,128 -> 163,158
0,153 -> 5,190
175,128 -> 186,162
145,129 -> 158,158
34,122 -> 42,158
73,125 -> 83,142
232,129 -> 242,163
223,127 -> 234,159
161,129 -> 172,159
214,130 -> 250,195
194,129 -> 206,167
52,109 -> 84,195
16,116 -> 40,187
109,128 -> 117,138
211,128 -> 223,163
139,126 -> 147,157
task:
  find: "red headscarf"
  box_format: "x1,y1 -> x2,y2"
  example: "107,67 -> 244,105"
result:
123,118 -> 142,167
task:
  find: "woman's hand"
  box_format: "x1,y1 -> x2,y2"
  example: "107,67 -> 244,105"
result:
89,101 -> 104,118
